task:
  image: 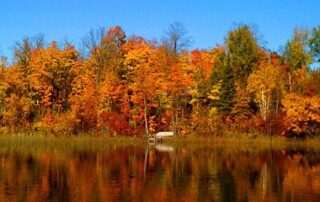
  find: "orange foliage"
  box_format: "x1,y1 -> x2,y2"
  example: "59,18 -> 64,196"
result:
100,111 -> 139,136
190,47 -> 223,81
28,42 -> 79,112
283,93 -> 320,136
35,112 -> 77,135
70,63 -> 97,131
0,25 -> 319,137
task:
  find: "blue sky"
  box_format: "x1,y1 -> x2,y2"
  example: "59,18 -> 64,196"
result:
0,0 -> 320,60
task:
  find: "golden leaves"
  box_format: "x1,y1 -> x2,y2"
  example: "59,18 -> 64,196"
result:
283,93 -> 320,135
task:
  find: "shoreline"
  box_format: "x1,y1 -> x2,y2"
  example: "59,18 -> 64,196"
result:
0,132 -> 319,152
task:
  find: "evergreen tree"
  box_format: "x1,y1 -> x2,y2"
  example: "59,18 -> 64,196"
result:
217,63 -> 235,114
225,25 -> 261,88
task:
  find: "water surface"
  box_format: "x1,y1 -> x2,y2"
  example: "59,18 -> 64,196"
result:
0,140 -> 319,202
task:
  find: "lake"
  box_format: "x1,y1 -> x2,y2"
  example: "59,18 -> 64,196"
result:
0,138 -> 319,202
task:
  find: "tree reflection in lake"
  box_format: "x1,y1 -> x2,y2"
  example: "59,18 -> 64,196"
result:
0,144 -> 319,201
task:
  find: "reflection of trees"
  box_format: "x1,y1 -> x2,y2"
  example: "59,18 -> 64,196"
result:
218,169 -> 236,202
0,147 -> 319,201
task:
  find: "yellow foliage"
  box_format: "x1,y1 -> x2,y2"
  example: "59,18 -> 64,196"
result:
70,64 -> 97,131
3,94 -> 31,128
28,42 -> 79,110
247,63 -> 284,120
283,93 -> 320,136
35,112 -> 78,135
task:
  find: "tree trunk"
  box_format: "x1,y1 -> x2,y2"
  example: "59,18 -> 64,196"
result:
261,89 -> 267,121
144,94 -> 149,135
288,73 -> 292,92
172,95 -> 178,135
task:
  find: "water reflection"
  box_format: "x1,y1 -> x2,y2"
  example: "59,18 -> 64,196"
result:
0,144 -> 319,201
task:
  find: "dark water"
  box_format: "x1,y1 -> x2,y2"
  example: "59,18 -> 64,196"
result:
0,144 -> 319,202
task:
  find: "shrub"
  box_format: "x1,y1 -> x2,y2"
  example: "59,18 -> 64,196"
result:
34,112 -> 78,135
100,111 -> 140,136
283,93 -> 320,137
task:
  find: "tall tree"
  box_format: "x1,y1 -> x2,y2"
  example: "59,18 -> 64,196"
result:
210,50 -> 235,115
81,27 -> 106,59
247,63 -> 284,121
162,22 -> 191,58
283,28 -> 313,91
283,28 -> 312,72
309,25 -> 320,64
123,37 -> 160,135
225,25 -> 261,88
28,42 -> 79,116
189,47 -> 223,107
87,26 -> 126,83
218,61 -> 235,115
70,61 -> 97,131
14,34 -> 45,67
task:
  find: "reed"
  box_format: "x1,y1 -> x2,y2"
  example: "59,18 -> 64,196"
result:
0,132 -> 319,154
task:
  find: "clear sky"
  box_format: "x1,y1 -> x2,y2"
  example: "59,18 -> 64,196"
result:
1,0 -> 320,60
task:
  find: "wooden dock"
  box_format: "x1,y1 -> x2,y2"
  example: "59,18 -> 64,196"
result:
147,131 -> 174,144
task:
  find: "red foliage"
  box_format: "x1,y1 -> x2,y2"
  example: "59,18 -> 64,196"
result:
155,112 -> 172,132
253,113 -> 286,135
233,112 -> 286,135
100,111 -> 141,136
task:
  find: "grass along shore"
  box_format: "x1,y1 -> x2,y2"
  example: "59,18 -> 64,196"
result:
0,131 -> 319,152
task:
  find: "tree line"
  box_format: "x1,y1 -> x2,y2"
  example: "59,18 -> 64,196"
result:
0,23 -> 320,136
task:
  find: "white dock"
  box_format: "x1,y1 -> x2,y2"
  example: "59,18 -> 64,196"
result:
147,131 -> 174,144
155,131 -> 174,138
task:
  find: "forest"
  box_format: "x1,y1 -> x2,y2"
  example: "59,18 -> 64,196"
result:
0,23 -> 319,137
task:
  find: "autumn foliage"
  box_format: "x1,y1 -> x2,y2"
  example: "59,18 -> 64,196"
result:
0,24 -> 319,137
